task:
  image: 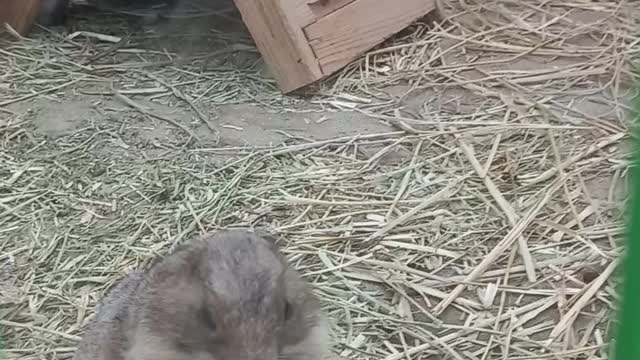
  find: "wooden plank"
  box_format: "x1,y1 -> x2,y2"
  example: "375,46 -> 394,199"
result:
0,0 -> 41,35
284,0 -> 356,28
234,0 -> 323,93
303,0 -> 435,74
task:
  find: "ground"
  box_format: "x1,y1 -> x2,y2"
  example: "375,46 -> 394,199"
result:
0,1 -> 637,359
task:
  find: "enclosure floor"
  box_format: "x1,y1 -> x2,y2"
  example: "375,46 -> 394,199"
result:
0,1 -> 636,359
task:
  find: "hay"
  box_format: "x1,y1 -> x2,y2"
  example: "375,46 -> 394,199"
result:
0,0 -> 637,359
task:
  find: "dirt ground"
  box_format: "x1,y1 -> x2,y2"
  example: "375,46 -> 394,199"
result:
0,1 -> 637,360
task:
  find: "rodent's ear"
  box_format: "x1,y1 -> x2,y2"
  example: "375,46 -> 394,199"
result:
149,250 -> 196,282
252,226 -> 279,245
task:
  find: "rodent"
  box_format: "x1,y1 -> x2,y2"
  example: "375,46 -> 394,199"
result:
72,228 -> 330,360
5,0 -> 180,35
88,0 -> 178,18
38,0 -> 69,26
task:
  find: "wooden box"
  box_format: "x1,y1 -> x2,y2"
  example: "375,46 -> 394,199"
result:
234,0 -> 436,93
0,0 -> 41,35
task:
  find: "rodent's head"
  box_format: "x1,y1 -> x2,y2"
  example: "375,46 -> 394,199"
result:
128,229 -> 320,360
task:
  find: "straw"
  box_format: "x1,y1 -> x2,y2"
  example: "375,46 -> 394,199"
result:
0,0 -> 636,359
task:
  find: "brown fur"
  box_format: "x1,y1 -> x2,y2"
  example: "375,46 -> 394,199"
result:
73,229 -> 329,360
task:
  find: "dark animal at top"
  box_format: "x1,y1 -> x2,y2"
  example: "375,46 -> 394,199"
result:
36,0 -> 180,28
38,0 -> 69,26
88,0 -> 179,18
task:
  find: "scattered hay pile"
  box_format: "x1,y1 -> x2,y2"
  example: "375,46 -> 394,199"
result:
1,0 -> 637,359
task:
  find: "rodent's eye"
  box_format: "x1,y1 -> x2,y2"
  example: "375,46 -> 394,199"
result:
284,301 -> 293,321
198,307 -> 217,331
175,340 -> 192,353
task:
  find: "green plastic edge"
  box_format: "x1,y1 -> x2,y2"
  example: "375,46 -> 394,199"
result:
613,79 -> 640,360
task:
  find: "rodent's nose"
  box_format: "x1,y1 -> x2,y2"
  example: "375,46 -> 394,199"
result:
246,349 -> 278,360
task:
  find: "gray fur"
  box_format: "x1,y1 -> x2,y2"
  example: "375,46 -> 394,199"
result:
72,229 -> 329,360
37,0 -> 68,26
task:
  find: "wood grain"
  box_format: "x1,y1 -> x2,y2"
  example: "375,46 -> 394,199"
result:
0,0 -> 41,35
233,0 -> 323,93
304,0 -> 435,74
284,0 -> 356,28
